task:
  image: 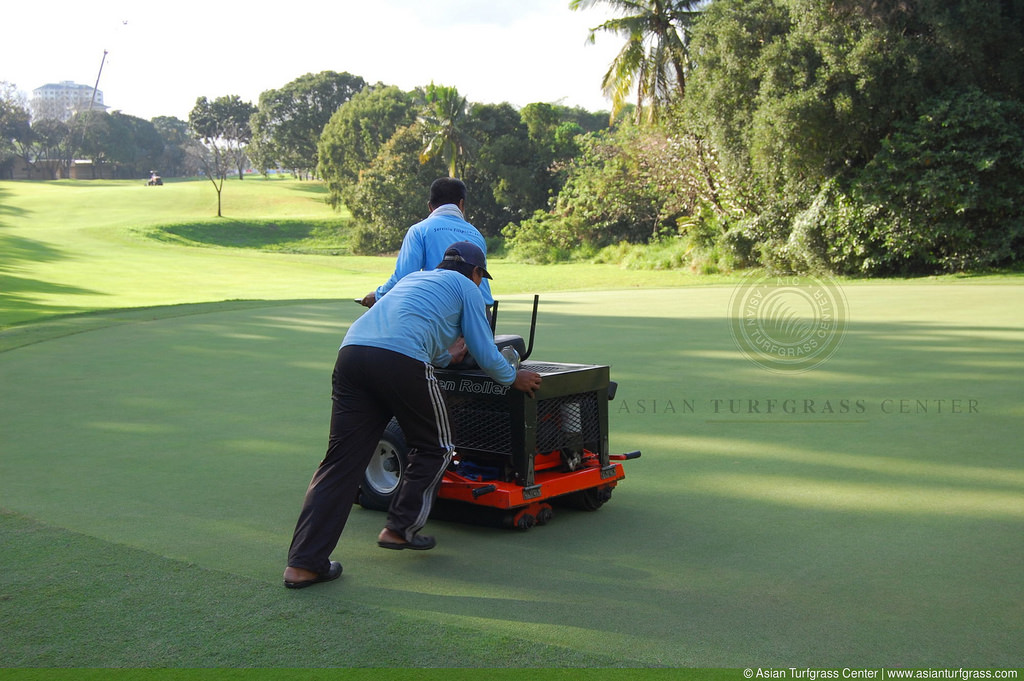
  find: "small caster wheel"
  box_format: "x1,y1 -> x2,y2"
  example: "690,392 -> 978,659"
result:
515,513 -> 535,531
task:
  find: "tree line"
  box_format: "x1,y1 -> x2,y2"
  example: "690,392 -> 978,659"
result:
0,81 -> 193,181
4,0 -> 1023,276
551,0 -> 1024,276
317,0 -> 1024,276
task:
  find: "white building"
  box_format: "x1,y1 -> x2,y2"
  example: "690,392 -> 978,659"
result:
30,81 -> 108,121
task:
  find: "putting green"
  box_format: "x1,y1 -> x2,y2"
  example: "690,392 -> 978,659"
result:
1,285 -> 1022,667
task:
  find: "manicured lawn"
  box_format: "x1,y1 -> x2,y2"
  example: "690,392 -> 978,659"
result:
1,179 -> 1021,670
0,179 -> 717,331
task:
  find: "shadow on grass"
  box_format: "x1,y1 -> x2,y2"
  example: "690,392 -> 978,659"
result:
0,232 -> 99,324
0,232 -> 65,268
50,179 -> 135,189
0,185 -> 29,219
283,181 -> 329,195
147,218 -> 350,253
0,274 -> 100,322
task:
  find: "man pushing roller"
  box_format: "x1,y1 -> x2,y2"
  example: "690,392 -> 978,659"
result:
283,241 -> 542,589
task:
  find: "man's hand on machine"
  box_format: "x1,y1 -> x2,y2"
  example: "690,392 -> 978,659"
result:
448,338 -> 468,364
359,292 -> 377,308
513,369 -> 542,398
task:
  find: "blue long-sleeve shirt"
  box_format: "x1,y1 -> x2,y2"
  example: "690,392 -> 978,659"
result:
374,204 -> 494,306
344,269 -> 516,385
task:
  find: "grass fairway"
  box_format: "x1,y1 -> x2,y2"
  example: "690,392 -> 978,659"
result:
1,180 -> 1022,671
0,178 -> 711,332
0,178 -> 380,329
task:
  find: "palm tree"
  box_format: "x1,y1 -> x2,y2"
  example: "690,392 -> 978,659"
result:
571,0 -> 703,124
418,83 -> 475,178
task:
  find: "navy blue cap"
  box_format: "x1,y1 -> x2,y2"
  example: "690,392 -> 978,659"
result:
442,241 -> 492,279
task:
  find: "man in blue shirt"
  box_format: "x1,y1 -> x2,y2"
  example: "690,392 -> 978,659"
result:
284,242 -> 542,589
360,177 -> 493,308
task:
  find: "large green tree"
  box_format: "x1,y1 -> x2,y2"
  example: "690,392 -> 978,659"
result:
314,82 -> 612,252
682,0 -> 1024,274
345,123 -> 447,254
151,116 -> 193,178
317,84 -> 416,208
249,71 -> 366,178
462,102 -> 543,237
687,0 -> 1024,200
832,88 -> 1024,274
72,110 -> 115,179
102,112 -> 163,178
1,83 -> 32,179
571,0 -> 703,123
23,118 -> 69,179
336,97 -> 607,243
520,102 -> 609,197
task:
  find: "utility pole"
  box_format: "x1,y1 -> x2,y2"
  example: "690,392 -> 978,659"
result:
66,50 -> 108,178
88,50 -> 108,112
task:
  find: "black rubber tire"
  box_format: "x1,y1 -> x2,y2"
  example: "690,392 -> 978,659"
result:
515,513 -> 536,531
557,485 -> 613,511
358,419 -> 408,512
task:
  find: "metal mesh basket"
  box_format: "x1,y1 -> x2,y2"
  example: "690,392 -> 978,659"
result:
535,392 -> 601,454
446,389 -> 601,458
446,392 -> 512,455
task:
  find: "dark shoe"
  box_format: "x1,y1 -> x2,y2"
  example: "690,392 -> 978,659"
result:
377,534 -> 436,551
283,561 -> 343,589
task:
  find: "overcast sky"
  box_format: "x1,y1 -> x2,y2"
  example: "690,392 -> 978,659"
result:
2,0 -> 623,121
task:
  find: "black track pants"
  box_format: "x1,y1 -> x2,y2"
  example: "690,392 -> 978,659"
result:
286,345 -> 454,573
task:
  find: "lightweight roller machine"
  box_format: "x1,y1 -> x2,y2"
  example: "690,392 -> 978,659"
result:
357,295 -> 641,530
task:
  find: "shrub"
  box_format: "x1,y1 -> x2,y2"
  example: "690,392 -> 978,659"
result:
502,210 -> 581,263
853,88 -> 1024,273
502,122 -> 705,261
